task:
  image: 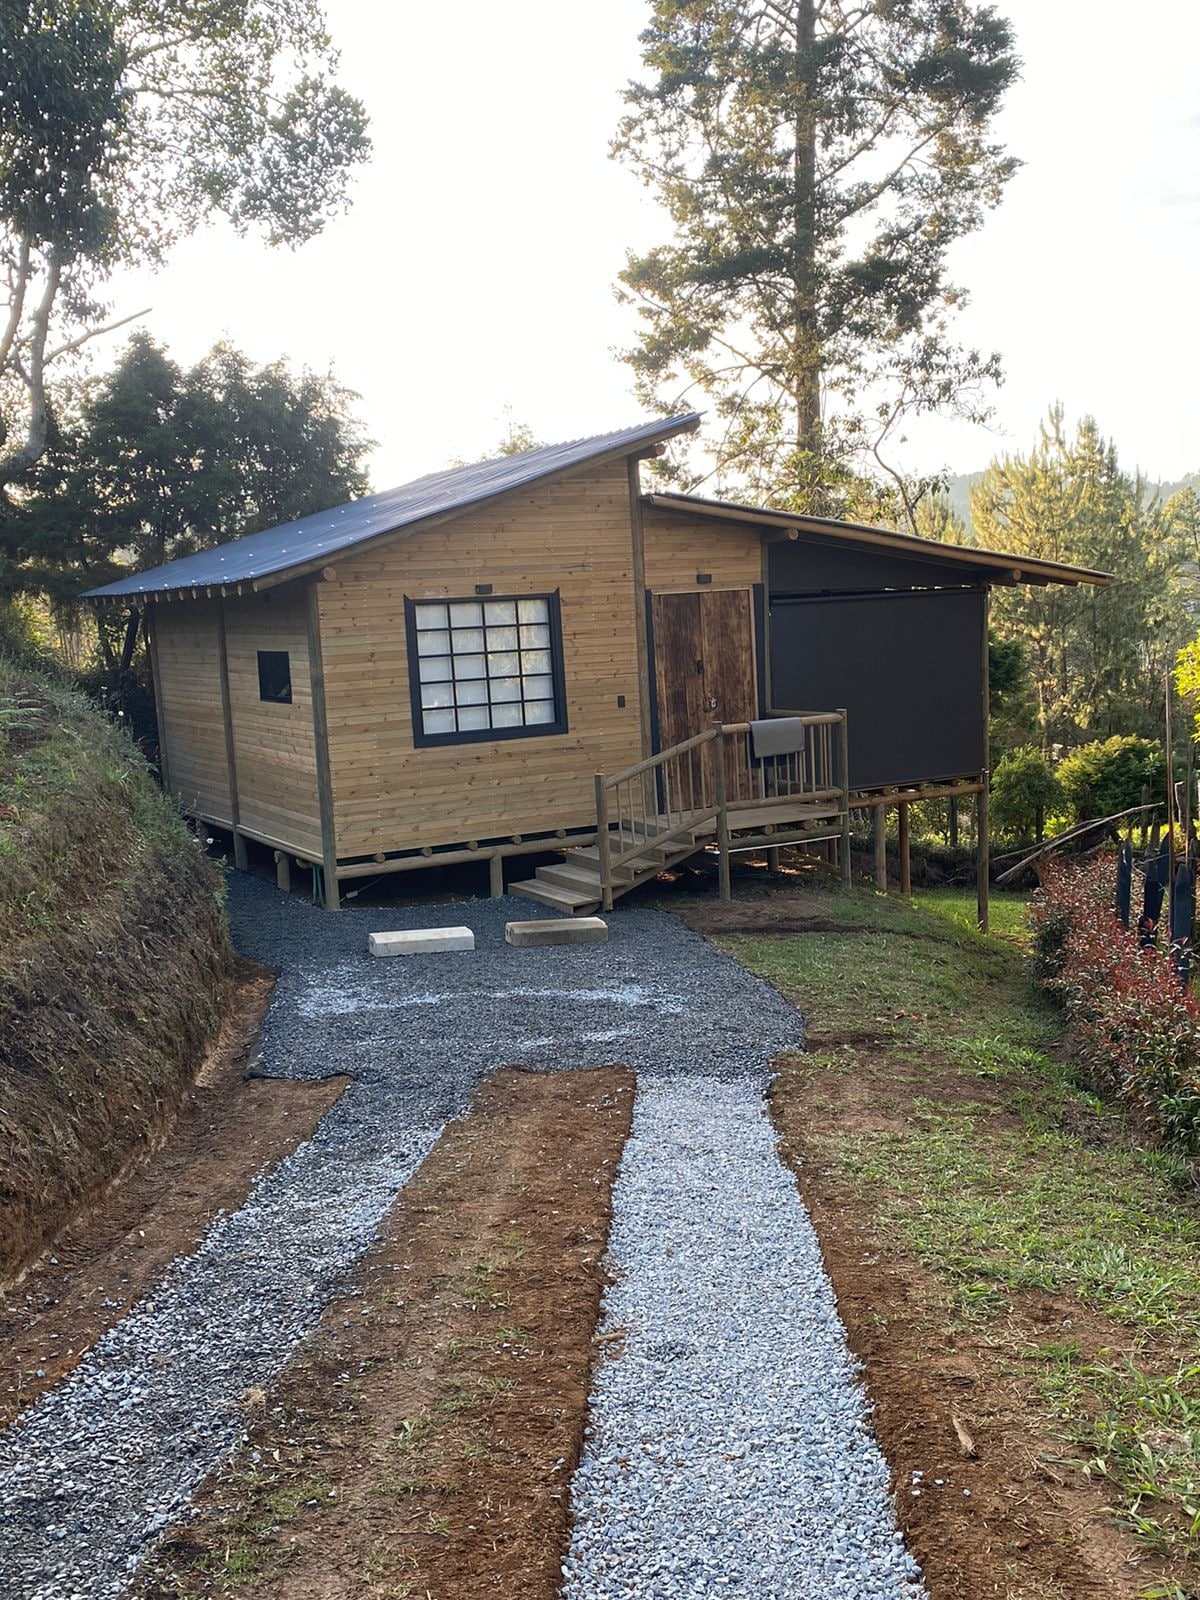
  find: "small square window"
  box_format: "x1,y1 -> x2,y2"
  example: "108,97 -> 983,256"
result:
257,650 -> 292,704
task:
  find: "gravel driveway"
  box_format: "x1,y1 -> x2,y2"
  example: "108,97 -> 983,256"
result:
0,876 -> 919,1599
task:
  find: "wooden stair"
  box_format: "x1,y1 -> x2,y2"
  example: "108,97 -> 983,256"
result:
508,821 -> 704,914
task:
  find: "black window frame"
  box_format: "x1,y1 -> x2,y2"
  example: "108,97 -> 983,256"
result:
256,649 -> 293,704
405,590 -> 568,748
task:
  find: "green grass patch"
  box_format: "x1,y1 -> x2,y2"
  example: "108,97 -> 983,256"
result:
722,885 -> 1200,1571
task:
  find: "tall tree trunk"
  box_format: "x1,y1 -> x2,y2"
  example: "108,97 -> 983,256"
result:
793,0 -> 820,460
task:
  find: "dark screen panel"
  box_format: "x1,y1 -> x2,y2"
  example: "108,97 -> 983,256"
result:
768,535 -> 987,594
770,589 -> 986,789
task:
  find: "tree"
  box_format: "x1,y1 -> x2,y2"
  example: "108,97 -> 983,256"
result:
7,332 -> 371,626
1056,736 -> 1163,823
989,747 -> 1062,843
988,631 -> 1036,758
612,0 -> 1019,524
914,492 -> 969,544
973,408 -> 1186,746
0,0 -> 369,486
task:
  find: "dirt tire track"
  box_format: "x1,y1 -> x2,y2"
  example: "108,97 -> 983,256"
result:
140,1065 -> 634,1600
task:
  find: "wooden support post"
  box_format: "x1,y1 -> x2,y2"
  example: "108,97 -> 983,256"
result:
713,722 -> 732,902
628,457 -> 654,760
978,588 -> 991,933
766,846 -> 782,874
144,606 -> 173,796
835,709 -> 852,890
898,802 -> 911,896
216,600 -> 248,870
948,795 -> 959,848
489,853 -> 504,897
274,850 -> 291,893
305,583 -> 340,911
873,803 -> 888,892
977,783 -> 990,932
595,773 -> 614,913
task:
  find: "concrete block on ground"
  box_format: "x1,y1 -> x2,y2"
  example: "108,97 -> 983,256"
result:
369,926 -> 475,957
505,917 -> 608,948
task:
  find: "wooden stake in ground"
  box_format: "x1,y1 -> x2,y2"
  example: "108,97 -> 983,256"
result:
1166,670 -> 1177,937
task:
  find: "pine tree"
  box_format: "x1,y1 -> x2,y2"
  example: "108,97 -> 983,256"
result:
613,0 -> 1019,524
973,408 -> 1185,745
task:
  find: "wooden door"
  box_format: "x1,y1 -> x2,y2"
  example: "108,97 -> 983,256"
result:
651,589 -> 757,748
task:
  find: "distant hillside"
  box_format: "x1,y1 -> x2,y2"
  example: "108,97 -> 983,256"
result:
0,665 -> 232,1278
946,471 -> 1198,536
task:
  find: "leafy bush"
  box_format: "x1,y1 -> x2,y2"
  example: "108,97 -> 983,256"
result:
1030,858 -> 1200,1156
1056,735 -> 1163,822
990,747 -> 1063,842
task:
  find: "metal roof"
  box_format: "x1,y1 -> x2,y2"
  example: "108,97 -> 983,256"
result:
85,413 -> 701,601
645,492 -> 1113,587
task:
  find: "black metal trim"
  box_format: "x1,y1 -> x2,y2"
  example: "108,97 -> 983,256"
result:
771,584 -> 983,606
405,590 -> 569,748
256,649 -> 292,704
752,583 -> 767,716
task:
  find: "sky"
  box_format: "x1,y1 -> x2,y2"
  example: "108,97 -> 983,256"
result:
103,0 -> 1200,492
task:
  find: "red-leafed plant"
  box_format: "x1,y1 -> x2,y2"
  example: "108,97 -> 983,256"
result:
1030,857 -> 1200,1157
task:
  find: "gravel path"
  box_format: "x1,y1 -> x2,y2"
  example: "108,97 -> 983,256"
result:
562,1077 -> 925,1600
0,878 -> 810,1600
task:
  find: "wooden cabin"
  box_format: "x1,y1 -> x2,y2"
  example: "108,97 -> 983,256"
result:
86,414 -> 1109,922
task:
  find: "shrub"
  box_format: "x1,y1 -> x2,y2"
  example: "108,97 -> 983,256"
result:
1056,735 -> 1163,822
1029,858 -> 1200,1156
990,747 -> 1063,843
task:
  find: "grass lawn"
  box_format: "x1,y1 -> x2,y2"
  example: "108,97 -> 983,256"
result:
716,885 -> 1200,1600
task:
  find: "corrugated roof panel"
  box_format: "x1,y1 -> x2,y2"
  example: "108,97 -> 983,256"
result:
85,413 -> 701,600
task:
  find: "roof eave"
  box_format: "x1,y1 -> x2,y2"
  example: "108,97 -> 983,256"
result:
643,492 -> 1113,589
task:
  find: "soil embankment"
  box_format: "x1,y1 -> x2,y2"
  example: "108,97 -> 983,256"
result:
0,665 -> 234,1282
0,958 -> 343,1426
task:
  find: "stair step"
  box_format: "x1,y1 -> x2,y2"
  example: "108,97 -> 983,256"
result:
572,843 -> 673,874
537,861 -> 605,893
508,878 -> 599,915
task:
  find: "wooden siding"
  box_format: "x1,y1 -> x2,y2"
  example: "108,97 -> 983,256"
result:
221,589 -> 322,858
642,506 -> 764,591
151,601 -> 231,824
319,461 -> 645,857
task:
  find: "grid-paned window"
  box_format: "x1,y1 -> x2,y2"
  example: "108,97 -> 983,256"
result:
406,593 -> 567,745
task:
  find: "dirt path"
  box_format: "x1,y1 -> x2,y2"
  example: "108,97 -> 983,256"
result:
770,1057 -> 1142,1600
0,959 -> 343,1429
139,1065 -> 634,1600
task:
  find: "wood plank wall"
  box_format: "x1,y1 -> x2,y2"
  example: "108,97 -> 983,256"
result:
222,589 -> 323,858
641,507 -> 765,590
319,461 -> 645,857
151,600 -> 231,824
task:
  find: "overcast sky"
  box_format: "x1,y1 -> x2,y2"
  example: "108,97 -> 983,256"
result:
104,0 -> 1200,491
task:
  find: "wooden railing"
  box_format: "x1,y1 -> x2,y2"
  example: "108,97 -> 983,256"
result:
593,710 -> 850,909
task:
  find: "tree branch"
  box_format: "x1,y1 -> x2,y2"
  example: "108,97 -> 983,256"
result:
46,305 -> 152,365
0,253 -> 61,484
0,235 -> 31,374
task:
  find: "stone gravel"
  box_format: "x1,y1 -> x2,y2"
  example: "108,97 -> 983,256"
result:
0,877 -> 812,1599
561,1076 -> 925,1600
